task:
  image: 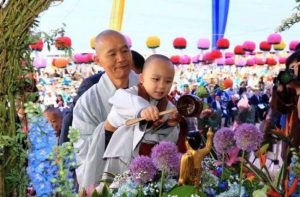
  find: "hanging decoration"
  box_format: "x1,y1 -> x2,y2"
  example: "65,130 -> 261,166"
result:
146,36 -> 160,53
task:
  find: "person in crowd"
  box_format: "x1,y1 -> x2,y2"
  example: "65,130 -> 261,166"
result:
211,91 -> 224,128
130,50 -> 145,74
102,54 -> 179,179
71,29 -> 139,188
43,106 -> 63,143
225,94 -> 239,127
249,89 -> 261,123
182,84 -> 190,94
169,82 -> 182,102
56,94 -> 64,108
271,50 -> 300,164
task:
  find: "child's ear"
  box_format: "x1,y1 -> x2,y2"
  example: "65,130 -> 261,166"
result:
139,73 -> 144,83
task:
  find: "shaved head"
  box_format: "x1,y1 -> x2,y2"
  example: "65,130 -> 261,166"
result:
143,54 -> 174,74
94,30 -> 127,54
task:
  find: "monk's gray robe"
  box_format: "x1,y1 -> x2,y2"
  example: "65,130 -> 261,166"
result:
72,71 -> 139,188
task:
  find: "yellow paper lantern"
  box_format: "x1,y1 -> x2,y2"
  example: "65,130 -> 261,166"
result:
146,36 -> 160,49
273,41 -> 286,51
90,37 -> 95,49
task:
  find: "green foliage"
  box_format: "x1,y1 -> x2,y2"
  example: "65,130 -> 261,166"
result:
164,185 -> 205,197
276,0 -> 300,32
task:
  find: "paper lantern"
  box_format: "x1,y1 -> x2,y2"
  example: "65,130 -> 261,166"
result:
55,36 -> 72,50
289,40 -> 300,51
29,39 -> 43,51
225,58 -> 234,65
216,58 -> 225,66
173,37 -> 187,49
278,57 -> 287,64
170,55 -> 180,64
52,58 -> 69,68
74,53 -> 94,64
266,58 -> 277,66
179,55 -> 191,64
242,41 -> 256,52
246,58 -> 255,66
255,58 -> 265,65
223,78 -> 233,89
273,41 -> 286,51
203,52 -> 214,62
192,55 -> 200,63
210,50 -> 222,59
197,38 -> 210,50
225,52 -> 234,58
146,36 -> 160,49
236,59 -> 246,67
125,35 -> 132,48
33,57 -> 47,68
267,33 -> 282,44
234,45 -> 245,55
259,41 -> 271,51
216,38 -> 230,49
90,37 -> 95,49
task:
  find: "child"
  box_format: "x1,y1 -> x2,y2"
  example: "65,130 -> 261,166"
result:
102,54 -> 180,179
43,106 -> 63,144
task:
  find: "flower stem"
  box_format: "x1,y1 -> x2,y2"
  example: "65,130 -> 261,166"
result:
159,169 -> 165,197
239,150 -> 245,197
221,152 -> 225,180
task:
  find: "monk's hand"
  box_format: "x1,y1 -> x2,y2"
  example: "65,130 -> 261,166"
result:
140,106 -> 160,121
167,111 -> 181,126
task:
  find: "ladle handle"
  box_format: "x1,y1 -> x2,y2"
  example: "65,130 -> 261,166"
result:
125,108 -> 177,126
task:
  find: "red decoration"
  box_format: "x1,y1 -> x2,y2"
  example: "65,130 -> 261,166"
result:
173,37 -> 187,49
29,39 -> 43,51
170,55 -> 180,64
55,36 -> 72,50
259,41 -> 271,51
216,38 -> 230,49
242,41 -> 256,52
203,52 -> 214,63
266,58 -> 277,66
223,78 -> 233,89
234,45 -> 245,55
210,50 -> 222,59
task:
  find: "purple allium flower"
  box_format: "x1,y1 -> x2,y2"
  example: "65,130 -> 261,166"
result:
213,128 -> 235,154
129,156 -> 157,184
234,123 -> 264,152
151,141 -> 181,175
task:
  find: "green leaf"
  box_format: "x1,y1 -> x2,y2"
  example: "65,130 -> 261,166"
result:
91,189 -> 100,197
100,183 -> 112,197
164,185 -> 202,197
260,144 -> 269,154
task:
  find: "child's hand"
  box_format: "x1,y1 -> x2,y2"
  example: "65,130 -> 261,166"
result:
140,106 -> 160,121
167,111 -> 181,126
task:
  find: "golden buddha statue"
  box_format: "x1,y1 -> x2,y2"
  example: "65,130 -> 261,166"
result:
178,128 -> 214,186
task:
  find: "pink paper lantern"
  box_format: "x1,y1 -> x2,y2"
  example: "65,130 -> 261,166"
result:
243,41 -> 256,52
197,38 -> 210,50
236,59 -> 246,67
289,40 -> 300,51
192,55 -> 200,63
255,58 -> 265,65
246,58 -> 255,66
267,33 -> 282,44
74,53 -> 94,64
279,57 -> 287,64
225,52 -> 234,58
179,55 -> 191,64
33,57 -> 47,69
216,58 -> 225,66
125,35 -> 132,48
225,58 -> 234,65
